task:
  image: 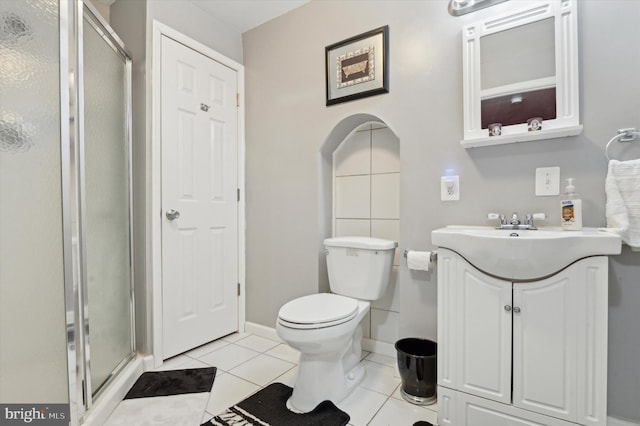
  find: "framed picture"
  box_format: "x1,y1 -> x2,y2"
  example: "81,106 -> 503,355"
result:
325,26 -> 389,106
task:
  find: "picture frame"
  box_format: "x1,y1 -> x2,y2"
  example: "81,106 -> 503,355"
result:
325,26 -> 389,106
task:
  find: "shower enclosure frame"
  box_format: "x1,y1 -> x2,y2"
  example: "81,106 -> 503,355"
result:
61,0 -> 136,423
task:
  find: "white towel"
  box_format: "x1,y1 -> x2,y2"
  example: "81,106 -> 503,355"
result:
605,159 -> 640,249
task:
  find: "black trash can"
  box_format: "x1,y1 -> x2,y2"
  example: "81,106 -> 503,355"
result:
395,338 -> 437,405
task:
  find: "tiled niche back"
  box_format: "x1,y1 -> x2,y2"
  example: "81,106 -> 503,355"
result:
333,124 -> 400,344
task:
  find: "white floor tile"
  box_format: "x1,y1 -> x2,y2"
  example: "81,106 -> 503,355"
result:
336,386 -> 388,426
368,397 -> 438,426
271,365 -> 298,388
153,355 -> 192,371
360,360 -> 401,396
229,354 -> 295,386
221,332 -> 251,343
184,339 -> 230,359
197,343 -> 260,372
264,343 -> 300,363
105,338 -> 441,426
391,386 -> 438,413
234,334 -> 280,353
206,373 -> 259,416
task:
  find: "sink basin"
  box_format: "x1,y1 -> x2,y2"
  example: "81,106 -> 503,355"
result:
431,226 -> 621,280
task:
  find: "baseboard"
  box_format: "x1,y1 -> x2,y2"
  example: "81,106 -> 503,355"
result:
244,321 -> 396,358
245,321 -> 283,343
82,356 -> 144,425
608,416 -> 640,426
362,338 -> 396,358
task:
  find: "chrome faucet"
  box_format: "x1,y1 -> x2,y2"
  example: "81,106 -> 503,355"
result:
488,212 -> 546,230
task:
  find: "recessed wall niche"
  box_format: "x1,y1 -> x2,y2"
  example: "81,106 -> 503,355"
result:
333,122 -> 400,344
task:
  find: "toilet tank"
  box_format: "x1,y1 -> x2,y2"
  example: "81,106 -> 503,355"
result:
324,237 -> 397,300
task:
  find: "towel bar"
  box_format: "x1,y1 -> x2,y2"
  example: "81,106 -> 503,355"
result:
605,128 -> 640,161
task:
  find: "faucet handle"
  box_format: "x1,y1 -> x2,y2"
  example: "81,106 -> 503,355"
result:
524,212 -> 546,228
488,213 -> 507,228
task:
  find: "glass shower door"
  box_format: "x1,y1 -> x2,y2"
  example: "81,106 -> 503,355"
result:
80,7 -> 134,396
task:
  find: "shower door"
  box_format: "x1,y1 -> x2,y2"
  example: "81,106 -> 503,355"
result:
80,6 -> 133,394
77,3 -> 135,400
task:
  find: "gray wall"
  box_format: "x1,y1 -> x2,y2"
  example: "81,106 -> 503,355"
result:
145,0 -> 243,64
242,0 -> 640,421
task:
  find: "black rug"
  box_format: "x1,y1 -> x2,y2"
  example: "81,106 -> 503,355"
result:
125,367 -> 217,399
202,382 -> 350,426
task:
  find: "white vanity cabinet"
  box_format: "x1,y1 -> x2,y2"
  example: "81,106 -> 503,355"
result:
437,248 -> 609,426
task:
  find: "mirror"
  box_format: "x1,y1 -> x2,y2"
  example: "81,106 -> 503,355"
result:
462,0 -> 582,147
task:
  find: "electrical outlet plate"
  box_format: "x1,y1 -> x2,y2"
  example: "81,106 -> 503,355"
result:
535,167 -> 560,196
441,176 -> 460,201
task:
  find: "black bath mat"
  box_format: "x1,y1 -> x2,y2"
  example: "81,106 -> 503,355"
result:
125,367 -> 217,399
203,382 -> 350,426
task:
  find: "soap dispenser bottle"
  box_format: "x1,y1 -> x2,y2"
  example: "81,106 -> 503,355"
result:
560,178 -> 582,231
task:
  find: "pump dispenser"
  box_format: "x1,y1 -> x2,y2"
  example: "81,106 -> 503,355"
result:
560,178 -> 582,230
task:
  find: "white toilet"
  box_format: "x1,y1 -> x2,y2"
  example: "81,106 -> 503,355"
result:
276,236 -> 397,412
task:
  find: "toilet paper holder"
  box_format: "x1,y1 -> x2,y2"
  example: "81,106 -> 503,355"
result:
403,250 -> 438,263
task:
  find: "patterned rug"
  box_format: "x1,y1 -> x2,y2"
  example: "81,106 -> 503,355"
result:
105,367 -> 217,426
202,382 -> 350,426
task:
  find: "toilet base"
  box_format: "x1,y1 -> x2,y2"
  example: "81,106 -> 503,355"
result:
287,357 -> 365,413
285,323 -> 366,413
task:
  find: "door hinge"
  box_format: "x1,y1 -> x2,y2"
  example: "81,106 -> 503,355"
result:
236,93 -> 240,107
237,283 -> 241,296
237,188 -> 240,202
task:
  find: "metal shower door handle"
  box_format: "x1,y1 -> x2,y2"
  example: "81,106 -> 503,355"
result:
166,209 -> 180,221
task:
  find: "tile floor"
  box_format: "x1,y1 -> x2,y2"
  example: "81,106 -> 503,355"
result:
112,332 -> 439,425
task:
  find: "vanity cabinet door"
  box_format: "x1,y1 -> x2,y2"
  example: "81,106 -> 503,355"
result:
456,257 -> 512,404
513,257 -> 608,426
512,273 -> 578,422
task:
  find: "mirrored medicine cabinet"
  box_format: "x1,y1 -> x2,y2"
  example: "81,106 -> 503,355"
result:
461,0 -> 582,147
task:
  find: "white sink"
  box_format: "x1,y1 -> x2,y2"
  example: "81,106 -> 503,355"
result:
431,226 -> 621,280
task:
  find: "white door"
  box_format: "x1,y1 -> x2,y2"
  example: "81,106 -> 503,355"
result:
161,35 -> 238,359
513,271 -> 577,422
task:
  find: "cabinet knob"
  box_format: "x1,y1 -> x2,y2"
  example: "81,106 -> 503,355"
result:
513,306 -> 521,313
504,305 -> 512,312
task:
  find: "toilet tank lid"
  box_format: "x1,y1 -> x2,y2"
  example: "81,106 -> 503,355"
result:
324,236 -> 397,250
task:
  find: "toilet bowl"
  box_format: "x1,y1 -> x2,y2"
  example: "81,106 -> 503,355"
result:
277,293 -> 370,412
276,237 -> 397,413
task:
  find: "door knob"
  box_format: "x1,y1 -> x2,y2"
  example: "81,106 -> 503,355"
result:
513,306 -> 521,313
166,209 -> 180,221
504,305 -> 512,312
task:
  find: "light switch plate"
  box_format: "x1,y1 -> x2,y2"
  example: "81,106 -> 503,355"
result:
535,167 -> 560,196
441,176 -> 460,201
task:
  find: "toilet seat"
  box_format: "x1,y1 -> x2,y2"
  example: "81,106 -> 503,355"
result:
278,293 -> 359,330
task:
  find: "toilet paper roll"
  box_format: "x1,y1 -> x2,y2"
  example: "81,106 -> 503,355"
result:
407,251 -> 431,271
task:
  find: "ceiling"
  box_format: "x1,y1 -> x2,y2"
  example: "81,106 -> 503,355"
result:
189,0 -> 312,33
